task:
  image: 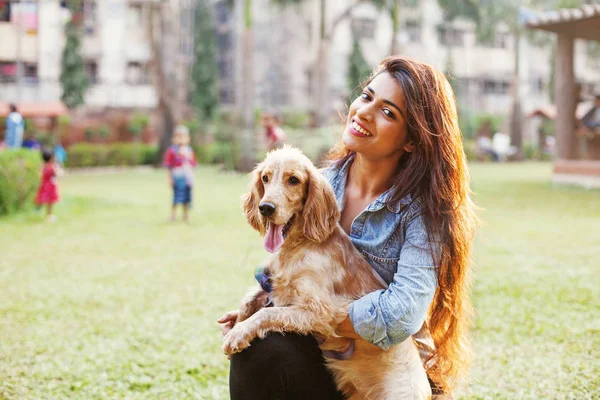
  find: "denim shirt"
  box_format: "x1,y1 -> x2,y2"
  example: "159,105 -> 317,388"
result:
322,155 -> 438,351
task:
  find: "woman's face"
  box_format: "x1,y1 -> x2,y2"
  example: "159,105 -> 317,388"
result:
342,72 -> 413,161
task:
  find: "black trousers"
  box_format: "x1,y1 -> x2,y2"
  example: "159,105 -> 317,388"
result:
229,333 -> 449,400
229,333 -> 345,400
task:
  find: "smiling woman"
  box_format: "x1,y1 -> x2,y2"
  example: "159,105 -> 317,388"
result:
221,56 -> 478,400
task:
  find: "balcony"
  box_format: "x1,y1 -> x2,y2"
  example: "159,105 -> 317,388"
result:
0,22 -> 38,62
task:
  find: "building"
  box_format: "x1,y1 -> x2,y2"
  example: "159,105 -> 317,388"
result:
1,0 -> 599,144
0,0 -> 158,110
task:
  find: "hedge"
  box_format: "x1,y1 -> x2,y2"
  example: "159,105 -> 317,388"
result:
67,143 -> 158,168
0,149 -> 42,216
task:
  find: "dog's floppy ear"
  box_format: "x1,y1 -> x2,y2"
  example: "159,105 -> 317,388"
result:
302,167 -> 340,243
242,164 -> 266,235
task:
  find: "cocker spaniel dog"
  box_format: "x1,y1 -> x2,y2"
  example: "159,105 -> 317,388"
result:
222,146 -> 431,399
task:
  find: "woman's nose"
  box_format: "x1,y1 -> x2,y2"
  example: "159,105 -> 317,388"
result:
355,104 -> 373,122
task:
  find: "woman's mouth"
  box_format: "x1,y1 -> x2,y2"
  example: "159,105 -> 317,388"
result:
349,120 -> 372,138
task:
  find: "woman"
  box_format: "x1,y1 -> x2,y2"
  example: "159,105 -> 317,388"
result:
219,56 -> 478,399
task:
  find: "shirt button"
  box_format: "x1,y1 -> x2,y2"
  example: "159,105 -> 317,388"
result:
352,229 -> 358,234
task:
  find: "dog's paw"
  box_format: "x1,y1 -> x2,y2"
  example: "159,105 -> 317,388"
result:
222,328 -> 252,355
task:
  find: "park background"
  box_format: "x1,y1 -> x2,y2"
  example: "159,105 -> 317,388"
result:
1,0 -> 599,399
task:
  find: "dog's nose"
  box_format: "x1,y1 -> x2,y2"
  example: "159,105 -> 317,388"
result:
259,202 -> 276,217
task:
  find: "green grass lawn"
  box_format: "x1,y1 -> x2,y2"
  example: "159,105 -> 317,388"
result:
0,162 -> 598,399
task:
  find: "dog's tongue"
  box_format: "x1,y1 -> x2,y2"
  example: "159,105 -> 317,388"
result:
265,222 -> 284,253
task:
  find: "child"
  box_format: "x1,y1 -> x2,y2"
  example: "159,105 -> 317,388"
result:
261,112 -> 286,152
163,125 -> 197,222
35,148 -> 62,222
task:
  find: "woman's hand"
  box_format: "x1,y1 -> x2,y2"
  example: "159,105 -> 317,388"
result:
217,310 -> 239,336
336,316 -> 362,340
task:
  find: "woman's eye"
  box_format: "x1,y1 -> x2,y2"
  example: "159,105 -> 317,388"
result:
288,176 -> 300,185
383,109 -> 396,119
360,92 -> 370,101
262,175 -> 268,183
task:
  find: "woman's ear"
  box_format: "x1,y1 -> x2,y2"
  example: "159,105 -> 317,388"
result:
242,164 -> 266,235
302,168 -> 340,243
403,140 -> 415,153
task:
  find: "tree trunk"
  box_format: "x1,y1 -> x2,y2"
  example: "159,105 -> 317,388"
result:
237,0 -> 256,171
314,0 -> 330,127
158,98 -> 175,163
389,0 -> 399,56
147,3 -> 179,165
509,32 -> 523,152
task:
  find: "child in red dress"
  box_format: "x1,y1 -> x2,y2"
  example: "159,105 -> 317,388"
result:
35,148 -> 62,222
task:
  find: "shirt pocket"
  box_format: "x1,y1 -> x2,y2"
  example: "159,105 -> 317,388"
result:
360,250 -> 399,285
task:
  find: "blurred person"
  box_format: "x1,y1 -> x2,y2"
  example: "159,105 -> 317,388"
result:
163,125 -> 197,222
35,147 -> 62,223
261,112 -> 286,151
5,103 -> 25,149
22,133 -> 41,150
54,141 -> 67,166
580,95 -> 600,136
220,56 -> 477,400
475,120 -> 499,162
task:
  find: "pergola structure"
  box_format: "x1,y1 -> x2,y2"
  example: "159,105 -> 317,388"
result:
524,4 -> 600,188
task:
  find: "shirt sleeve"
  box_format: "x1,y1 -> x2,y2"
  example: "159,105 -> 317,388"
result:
163,148 -> 174,168
348,213 -> 438,350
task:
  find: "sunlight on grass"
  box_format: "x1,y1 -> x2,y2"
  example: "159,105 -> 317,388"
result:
0,162 -> 598,399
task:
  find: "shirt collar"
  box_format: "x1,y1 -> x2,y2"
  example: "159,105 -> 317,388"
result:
332,154 -> 412,214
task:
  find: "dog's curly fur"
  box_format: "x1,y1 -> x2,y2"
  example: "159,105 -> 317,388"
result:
223,146 -> 431,399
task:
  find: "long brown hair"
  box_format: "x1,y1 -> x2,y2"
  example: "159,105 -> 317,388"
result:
328,56 -> 478,392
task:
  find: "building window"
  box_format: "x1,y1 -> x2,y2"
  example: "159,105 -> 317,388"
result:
85,60 -> 98,84
479,32 -> 510,49
219,87 -> 234,105
439,27 -> 465,47
352,18 -> 375,40
23,63 -> 38,83
0,62 -> 17,83
126,62 -> 149,85
0,2 -> 11,22
83,0 -> 97,35
531,77 -> 544,94
482,79 -> 510,95
127,4 -> 143,28
406,20 -> 421,42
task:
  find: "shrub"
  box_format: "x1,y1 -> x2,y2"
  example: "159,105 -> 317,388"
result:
128,112 -> 150,140
0,149 -> 42,216
67,143 -> 157,168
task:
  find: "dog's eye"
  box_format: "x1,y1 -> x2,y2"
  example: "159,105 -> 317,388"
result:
262,175 -> 268,183
288,176 -> 300,185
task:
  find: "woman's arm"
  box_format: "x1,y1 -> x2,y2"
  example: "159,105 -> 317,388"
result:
344,214 -> 438,350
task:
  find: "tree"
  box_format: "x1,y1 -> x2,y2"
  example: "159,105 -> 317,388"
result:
60,13 -> 88,109
347,33 -> 372,102
225,0 -> 302,171
190,0 -> 220,123
371,0 -> 419,56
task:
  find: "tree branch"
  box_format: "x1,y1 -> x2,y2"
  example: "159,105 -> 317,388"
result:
326,0 -> 368,40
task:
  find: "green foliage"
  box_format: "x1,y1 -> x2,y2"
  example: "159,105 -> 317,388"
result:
459,110 -> 506,140
128,113 -> 150,139
347,34 -> 372,103
190,0 -> 220,123
58,114 -> 71,127
67,143 -> 157,168
0,149 -> 42,215
98,126 -> 111,141
60,20 -> 88,109
281,110 -> 312,129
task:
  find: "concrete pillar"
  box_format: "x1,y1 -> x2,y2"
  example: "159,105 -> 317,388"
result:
555,31 -> 576,160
